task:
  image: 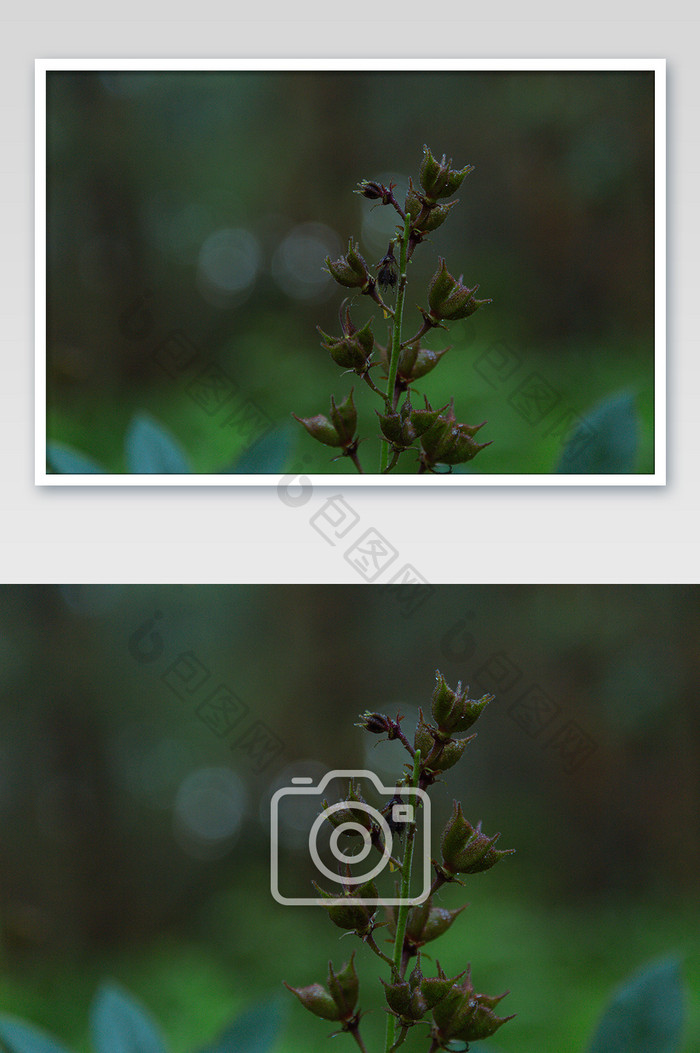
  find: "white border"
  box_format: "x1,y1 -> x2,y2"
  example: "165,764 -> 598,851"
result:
35,58 -> 666,487
270,769 -> 432,907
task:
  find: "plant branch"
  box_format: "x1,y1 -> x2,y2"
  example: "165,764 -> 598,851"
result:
364,931 -> 396,969
347,1020 -> 368,1053
429,870 -> 449,898
385,748 -> 422,1052
380,212 -> 411,471
363,371 -> 388,401
400,318 -> 435,349
383,449 -> 401,474
367,282 -> 395,318
394,727 -> 416,757
389,1025 -> 410,1051
386,189 -> 407,222
347,447 -> 364,474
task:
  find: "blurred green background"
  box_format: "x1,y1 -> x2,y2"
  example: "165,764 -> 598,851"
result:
45,69 -> 656,474
0,585 -> 697,1050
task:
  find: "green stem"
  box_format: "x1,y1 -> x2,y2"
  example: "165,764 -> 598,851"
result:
385,749 -> 422,1053
379,212 -> 411,472
383,448 -> 401,474
363,371 -> 388,401
364,930 -> 395,968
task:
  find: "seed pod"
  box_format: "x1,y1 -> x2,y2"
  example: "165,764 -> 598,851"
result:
325,239 -> 371,290
292,413 -> 343,448
439,801 -> 514,878
420,408 -> 491,468
327,953 -> 359,1019
313,879 -> 378,935
426,258 -> 491,322
431,671 -> 493,734
329,390 -> 358,447
419,146 -> 474,201
318,317 -> 374,373
284,982 -> 342,1022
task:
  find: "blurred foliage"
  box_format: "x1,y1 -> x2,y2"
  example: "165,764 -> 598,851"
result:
46,416 -> 294,475
1,586 -> 697,1051
0,984 -> 285,1053
586,957 -> 684,1053
45,70 -> 656,473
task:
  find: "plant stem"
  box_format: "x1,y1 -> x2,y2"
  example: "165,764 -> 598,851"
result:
347,447 -> 364,474
385,748 -> 422,1053
364,931 -> 396,968
383,449 -> 401,474
379,212 -> 411,472
363,371 -> 388,401
348,1021 -> 369,1053
394,727 -> 415,758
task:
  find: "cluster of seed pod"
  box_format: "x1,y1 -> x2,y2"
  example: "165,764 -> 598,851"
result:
285,671 -> 515,1052
293,147 -> 493,474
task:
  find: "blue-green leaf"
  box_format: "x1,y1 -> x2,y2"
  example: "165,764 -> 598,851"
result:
586,956 -> 684,1053
47,442 -> 106,474
227,425 -> 294,474
199,997 -> 286,1053
0,1016 -> 74,1053
556,392 -> 639,474
125,413 -> 190,474
90,982 -> 168,1053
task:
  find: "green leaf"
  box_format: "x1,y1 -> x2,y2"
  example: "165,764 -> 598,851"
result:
0,1016 -> 74,1053
586,956 -> 684,1053
556,392 -> 639,474
199,998 -> 287,1053
124,413 -> 191,473
46,442 -> 106,474
227,425 -> 294,474
90,982 -> 168,1053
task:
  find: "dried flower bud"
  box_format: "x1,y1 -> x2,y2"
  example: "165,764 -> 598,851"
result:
439,801 -> 514,878
325,239 -> 372,290
376,245 -> 398,290
427,258 -> 491,322
356,179 -> 395,204
431,671 -> 493,734
419,146 -> 474,201
356,711 -> 395,735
